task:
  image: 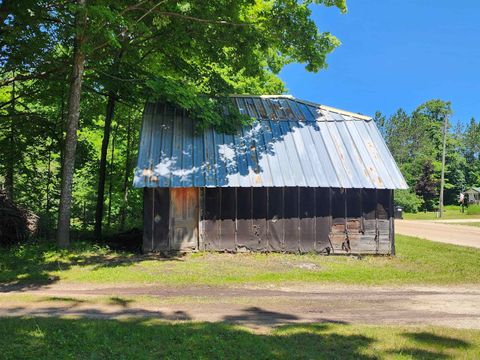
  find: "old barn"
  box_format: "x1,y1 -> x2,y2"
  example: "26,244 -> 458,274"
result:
134,95 -> 407,255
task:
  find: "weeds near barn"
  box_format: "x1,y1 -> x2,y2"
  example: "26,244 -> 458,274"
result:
1,235 -> 479,288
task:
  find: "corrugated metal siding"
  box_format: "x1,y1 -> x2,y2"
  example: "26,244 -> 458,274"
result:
134,96 -> 408,189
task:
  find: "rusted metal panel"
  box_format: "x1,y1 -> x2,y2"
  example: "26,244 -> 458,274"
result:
143,188 -> 154,252
346,189 -> 363,253
184,187 -> 393,254
236,188 -> 254,250
252,188 -> 268,251
153,188 -> 171,251
377,190 -> 391,254
315,188 -> 332,253
331,188 -> 347,253
220,188 -> 236,251
299,187 -> 315,252
283,187 -> 299,252
204,188 -> 221,250
169,188 -> 198,250
362,189 -> 377,242
377,190 -> 390,220
143,188 -> 170,252
390,189 -> 396,255
267,187 -> 284,251
134,97 -> 408,190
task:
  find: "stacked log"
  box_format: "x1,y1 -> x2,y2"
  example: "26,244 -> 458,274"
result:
0,190 -> 39,246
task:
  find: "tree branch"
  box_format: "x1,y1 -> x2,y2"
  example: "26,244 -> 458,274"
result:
153,11 -> 251,27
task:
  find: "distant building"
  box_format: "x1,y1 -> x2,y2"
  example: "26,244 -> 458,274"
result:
465,187 -> 480,205
134,95 -> 407,255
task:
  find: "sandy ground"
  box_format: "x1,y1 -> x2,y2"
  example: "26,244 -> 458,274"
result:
1,283 -> 480,330
396,220 -> 480,249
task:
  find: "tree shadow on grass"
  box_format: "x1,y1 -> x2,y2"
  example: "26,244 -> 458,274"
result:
0,242 -> 186,292
386,348 -> 450,360
403,331 -> 471,349
222,306 -> 348,328
0,317 -> 377,360
386,331 -> 473,359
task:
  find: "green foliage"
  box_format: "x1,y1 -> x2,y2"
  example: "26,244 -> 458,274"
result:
0,0 -> 346,237
145,77 -> 251,132
415,160 -> 438,211
378,99 -> 479,211
394,189 -> 424,213
467,205 -> 480,215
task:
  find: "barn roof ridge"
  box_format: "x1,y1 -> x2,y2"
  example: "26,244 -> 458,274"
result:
229,94 -> 372,121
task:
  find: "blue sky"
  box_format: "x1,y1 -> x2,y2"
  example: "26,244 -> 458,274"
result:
279,0 -> 480,124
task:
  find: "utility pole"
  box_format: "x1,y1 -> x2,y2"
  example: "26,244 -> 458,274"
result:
439,114 -> 448,218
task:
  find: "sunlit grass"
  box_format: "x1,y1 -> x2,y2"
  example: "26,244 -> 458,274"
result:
1,235 -> 479,287
0,317 -> 479,359
403,205 -> 480,220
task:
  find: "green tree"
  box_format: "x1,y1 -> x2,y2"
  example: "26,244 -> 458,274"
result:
415,160 -> 438,212
1,0 -> 348,246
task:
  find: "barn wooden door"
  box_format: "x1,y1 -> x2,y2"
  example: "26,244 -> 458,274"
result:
170,188 -> 199,250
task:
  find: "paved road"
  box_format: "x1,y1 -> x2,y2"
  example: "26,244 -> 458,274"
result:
396,220 -> 480,249
1,284 -> 479,330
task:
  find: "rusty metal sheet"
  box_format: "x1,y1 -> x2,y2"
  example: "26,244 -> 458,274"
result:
315,188 -> 332,253
220,188 -> 236,251
170,188 -> 198,250
252,187 -> 268,251
267,187 -> 284,251
236,188 -> 254,250
283,187 -> 299,252
203,188 -> 221,250
299,187 -> 315,252
143,188 -> 154,251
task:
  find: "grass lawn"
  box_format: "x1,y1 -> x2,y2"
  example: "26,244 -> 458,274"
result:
0,317 -> 479,359
1,234 -> 479,287
403,205 -> 480,220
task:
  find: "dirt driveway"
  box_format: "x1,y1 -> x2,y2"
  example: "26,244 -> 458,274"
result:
1,283 -> 480,330
396,220 -> 480,249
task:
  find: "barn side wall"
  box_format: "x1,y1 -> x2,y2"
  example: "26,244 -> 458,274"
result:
144,187 -> 394,254
201,187 -> 394,255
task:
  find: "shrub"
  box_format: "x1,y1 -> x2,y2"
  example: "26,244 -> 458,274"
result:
394,189 -> 424,213
0,190 -> 39,247
467,204 -> 480,215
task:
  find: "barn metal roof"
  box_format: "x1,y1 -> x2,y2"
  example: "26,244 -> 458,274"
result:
134,96 -> 408,189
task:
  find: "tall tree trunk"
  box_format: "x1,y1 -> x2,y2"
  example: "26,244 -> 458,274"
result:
45,144 -> 52,238
56,0 -> 87,248
5,77 -> 15,200
107,124 -> 118,228
94,48 -> 124,241
94,92 -> 116,241
119,117 -> 132,231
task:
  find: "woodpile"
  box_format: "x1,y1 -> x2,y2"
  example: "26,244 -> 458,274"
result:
0,190 -> 39,246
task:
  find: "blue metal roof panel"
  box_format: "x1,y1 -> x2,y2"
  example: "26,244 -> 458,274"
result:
134,97 -> 408,189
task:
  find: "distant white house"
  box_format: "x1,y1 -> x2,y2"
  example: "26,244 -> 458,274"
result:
465,187 -> 480,204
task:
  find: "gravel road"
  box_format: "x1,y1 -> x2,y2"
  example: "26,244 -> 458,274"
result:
396,220 -> 480,249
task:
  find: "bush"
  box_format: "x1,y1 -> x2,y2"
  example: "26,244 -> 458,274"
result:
394,189 -> 424,213
0,190 -> 39,247
467,204 -> 480,215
